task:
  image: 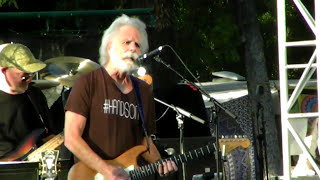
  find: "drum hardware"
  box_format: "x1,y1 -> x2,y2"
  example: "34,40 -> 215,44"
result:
40,56 -> 101,87
31,80 -> 60,90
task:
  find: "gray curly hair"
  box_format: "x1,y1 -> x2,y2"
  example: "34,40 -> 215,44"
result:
98,14 -> 149,66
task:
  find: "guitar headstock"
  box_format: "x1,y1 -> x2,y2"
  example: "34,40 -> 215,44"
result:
138,74 -> 152,85
219,135 -> 250,154
39,150 -> 59,179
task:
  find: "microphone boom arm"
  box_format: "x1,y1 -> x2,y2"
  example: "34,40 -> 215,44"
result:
153,55 -> 236,119
154,97 -> 205,124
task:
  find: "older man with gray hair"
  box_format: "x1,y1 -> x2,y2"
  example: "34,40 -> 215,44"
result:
65,14 -> 178,180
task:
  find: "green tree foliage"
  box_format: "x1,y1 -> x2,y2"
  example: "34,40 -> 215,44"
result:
0,0 -> 17,8
0,0 -> 313,82
174,0 -> 241,81
284,0 -> 315,79
255,0 -> 278,80
255,0 -> 316,80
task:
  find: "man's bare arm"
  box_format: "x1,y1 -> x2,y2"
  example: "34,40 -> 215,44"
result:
64,111 -> 128,180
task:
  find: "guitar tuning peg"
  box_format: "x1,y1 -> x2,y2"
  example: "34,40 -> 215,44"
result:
57,162 -> 62,171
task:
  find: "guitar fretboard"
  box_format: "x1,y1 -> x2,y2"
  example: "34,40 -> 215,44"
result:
27,132 -> 64,162
129,144 -> 216,180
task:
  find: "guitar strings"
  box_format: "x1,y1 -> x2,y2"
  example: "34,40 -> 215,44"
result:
27,133 -> 64,161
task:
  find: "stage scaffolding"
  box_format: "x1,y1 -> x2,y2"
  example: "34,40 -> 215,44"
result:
277,0 -> 320,179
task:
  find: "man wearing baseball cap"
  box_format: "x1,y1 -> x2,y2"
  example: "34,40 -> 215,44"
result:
0,43 -> 55,160
0,43 -> 46,94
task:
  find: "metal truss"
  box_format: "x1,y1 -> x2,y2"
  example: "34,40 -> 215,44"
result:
277,0 -> 320,179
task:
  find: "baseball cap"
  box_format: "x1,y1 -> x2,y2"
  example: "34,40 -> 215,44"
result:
0,43 -> 46,73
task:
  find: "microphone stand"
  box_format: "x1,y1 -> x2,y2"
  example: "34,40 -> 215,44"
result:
177,113 -> 186,180
153,55 -> 237,180
154,98 -> 206,180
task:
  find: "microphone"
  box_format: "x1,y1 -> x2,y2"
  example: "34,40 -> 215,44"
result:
136,46 -> 163,61
175,106 -> 205,124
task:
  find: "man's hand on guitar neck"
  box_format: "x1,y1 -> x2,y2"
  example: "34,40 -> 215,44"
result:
158,160 -> 178,177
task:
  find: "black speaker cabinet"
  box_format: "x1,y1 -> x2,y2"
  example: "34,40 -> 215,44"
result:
0,161 -> 39,180
0,159 -> 71,180
154,136 -> 217,180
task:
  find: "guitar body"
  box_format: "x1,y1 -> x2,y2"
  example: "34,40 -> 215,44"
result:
68,145 -> 148,180
68,138 -> 250,180
0,128 -> 44,161
0,130 -> 64,162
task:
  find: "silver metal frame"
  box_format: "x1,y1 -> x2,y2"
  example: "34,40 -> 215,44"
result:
277,0 -> 320,179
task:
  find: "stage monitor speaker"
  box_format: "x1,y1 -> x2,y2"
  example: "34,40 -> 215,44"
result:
154,136 -> 217,180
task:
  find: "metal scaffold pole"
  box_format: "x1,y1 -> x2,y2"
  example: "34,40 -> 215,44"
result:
277,0 -> 320,179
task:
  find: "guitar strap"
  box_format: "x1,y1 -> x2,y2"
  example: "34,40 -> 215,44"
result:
27,91 -> 47,132
131,76 -> 150,152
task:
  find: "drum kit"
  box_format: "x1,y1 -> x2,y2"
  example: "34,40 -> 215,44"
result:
31,56 -> 151,109
32,56 -> 152,89
32,56 -> 101,89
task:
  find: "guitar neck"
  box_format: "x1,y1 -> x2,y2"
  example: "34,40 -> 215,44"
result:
129,144 -> 215,180
27,132 -> 64,162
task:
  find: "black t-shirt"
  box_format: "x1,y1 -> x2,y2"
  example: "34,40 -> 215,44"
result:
0,85 -> 52,158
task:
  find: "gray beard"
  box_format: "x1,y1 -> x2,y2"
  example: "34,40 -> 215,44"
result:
120,63 -> 139,75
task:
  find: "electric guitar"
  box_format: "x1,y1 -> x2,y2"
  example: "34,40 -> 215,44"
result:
0,129 -> 64,162
68,137 -> 250,180
39,150 -> 60,180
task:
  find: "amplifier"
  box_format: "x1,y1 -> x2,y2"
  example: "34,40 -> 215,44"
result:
0,159 -> 71,180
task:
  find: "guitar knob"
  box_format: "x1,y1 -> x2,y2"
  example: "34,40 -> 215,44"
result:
164,148 -> 175,156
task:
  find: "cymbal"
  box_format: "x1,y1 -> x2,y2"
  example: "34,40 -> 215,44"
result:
31,80 -> 60,89
41,56 -> 101,87
44,75 -> 75,88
